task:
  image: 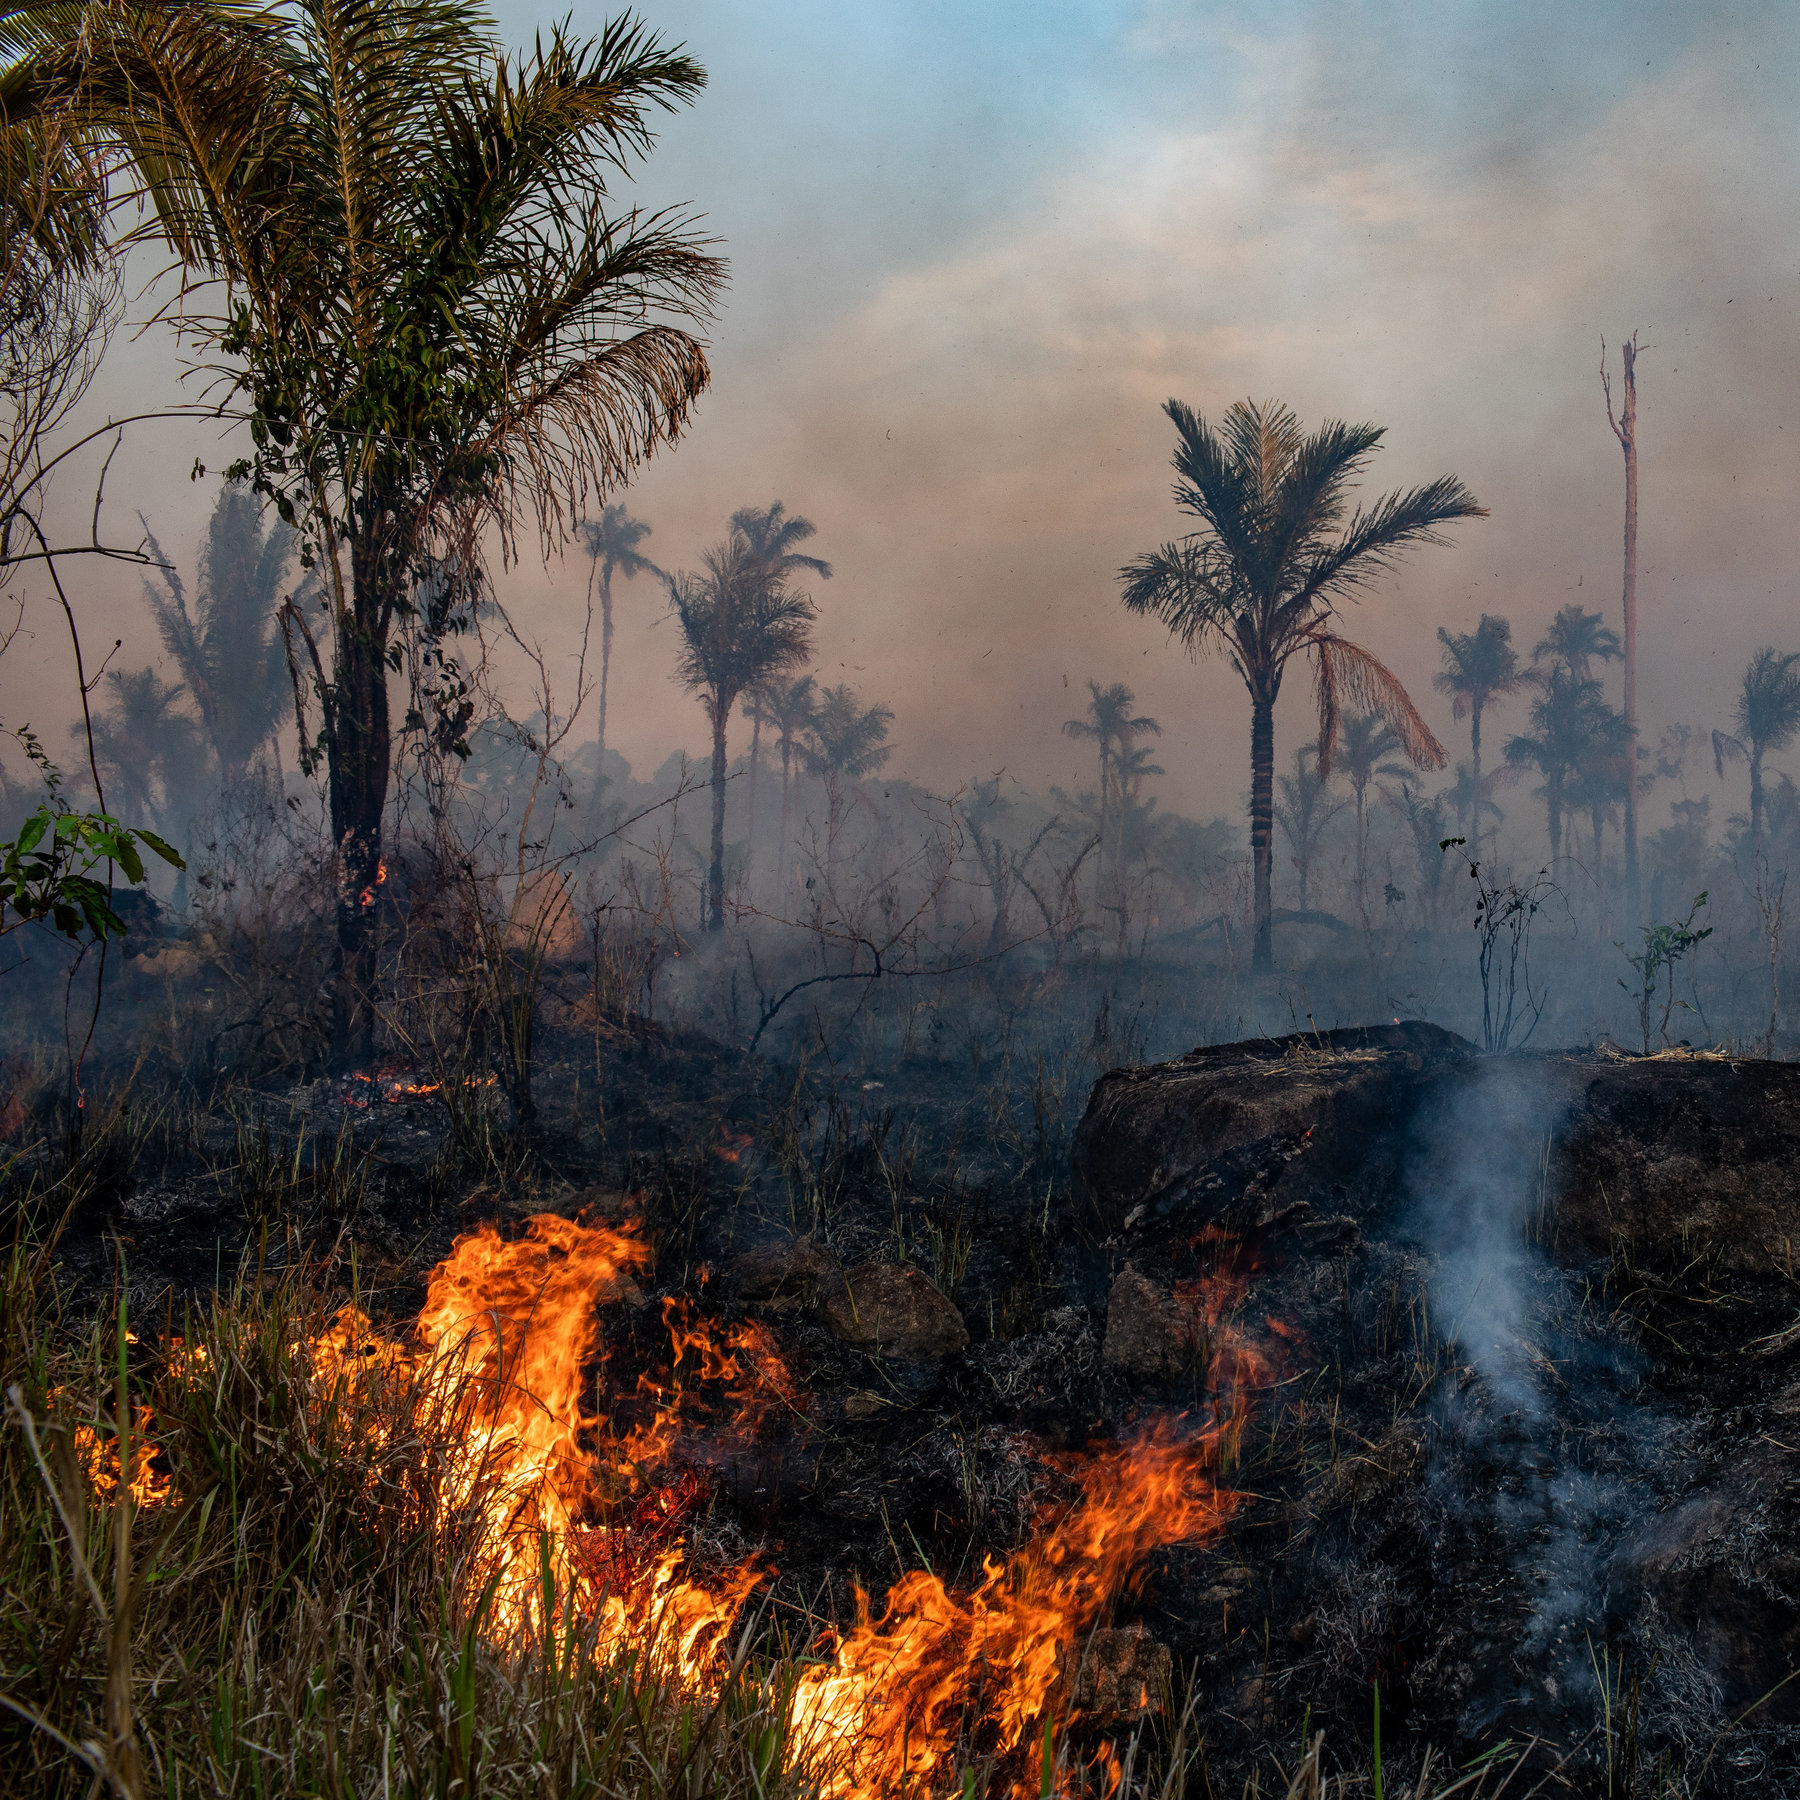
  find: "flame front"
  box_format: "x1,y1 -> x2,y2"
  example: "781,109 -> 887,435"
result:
106,1214 -> 1250,1794
787,1430 -> 1236,1800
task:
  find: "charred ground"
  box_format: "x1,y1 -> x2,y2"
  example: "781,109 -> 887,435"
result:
16,1011 -> 1800,1793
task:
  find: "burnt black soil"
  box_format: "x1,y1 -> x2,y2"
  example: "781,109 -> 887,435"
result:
22,1018 -> 1800,1794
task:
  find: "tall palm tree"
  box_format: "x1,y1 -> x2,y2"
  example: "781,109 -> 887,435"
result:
1273,744 -> 1347,912
1533,604 -> 1620,682
728,503 -> 829,880
669,538 -> 815,930
1445,761 -> 1504,847
1120,399 -> 1478,970
85,666 -> 203,840
1503,665 -> 1615,863
1062,679 -> 1159,891
1713,647 -> 1800,861
139,486 -> 293,786
804,682 -> 892,859
60,3 -> 726,1053
1335,711 -> 1410,917
758,671 -> 815,885
1433,613 -> 1528,862
577,504 -> 659,791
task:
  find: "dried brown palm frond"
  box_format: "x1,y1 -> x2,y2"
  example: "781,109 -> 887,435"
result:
1312,632 -> 1446,780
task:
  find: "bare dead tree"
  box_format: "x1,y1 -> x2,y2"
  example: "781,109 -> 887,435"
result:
1602,333 -> 1643,904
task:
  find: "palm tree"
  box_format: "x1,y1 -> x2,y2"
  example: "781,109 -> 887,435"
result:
1503,665 -> 1615,863
1445,761 -> 1505,847
61,4 -> 726,1053
758,672 -> 816,885
1433,614 -> 1528,861
669,538 -> 815,930
1380,779 -> 1451,932
138,487 -> 292,787
1713,647 -> 1800,861
729,501 -> 833,584
728,503 -> 830,880
1062,680 -> 1160,891
1120,399 -> 1478,971
1335,711 -> 1411,917
804,683 -> 893,859
1273,744 -> 1347,912
577,505 -> 660,792
85,667 -> 203,840
1533,604 -> 1620,682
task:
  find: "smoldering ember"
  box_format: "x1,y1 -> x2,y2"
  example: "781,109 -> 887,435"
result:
7,7 -> 1800,1800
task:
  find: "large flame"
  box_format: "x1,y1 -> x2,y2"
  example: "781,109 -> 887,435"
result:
100,1213 -> 1253,1793
787,1429 -> 1236,1799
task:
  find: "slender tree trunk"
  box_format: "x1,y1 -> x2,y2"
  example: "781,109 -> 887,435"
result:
746,706 -> 761,900
1250,686 -> 1276,973
1354,783 -> 1368,921
1752,744 -> 1765,862
1608,335 -> 1641,901
328,584 -> 392,1065
708,699 -> 727,932
1547,783 -> 1562,864
1470,702 -> 1484,863
1096,746 -> 1110,906
778,740 -> 792,897
596,568 -> 614,777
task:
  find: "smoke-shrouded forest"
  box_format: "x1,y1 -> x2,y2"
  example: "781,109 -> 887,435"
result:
8,6 -> 1800,1800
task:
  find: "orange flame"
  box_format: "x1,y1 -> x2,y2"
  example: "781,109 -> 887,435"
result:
787,1428 -> 1235,1799
79,1213 -> 1262,1792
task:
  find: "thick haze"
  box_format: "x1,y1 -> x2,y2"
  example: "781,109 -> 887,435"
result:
9,0 -> 1800,831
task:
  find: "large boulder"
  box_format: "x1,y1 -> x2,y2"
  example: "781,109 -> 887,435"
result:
1072,1020 -> 1474,1235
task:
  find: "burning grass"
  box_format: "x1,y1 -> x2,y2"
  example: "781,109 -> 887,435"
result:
0,1199 -> 1264,1800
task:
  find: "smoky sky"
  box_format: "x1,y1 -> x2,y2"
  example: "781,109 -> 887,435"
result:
8,1 -> 1800,831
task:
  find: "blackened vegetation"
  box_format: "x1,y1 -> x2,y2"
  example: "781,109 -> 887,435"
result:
18,1017 -> 1800,1790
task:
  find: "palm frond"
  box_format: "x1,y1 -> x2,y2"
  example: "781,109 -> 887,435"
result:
1118,539 -> 1240,652
1313,634 -> 1445,776
1296,474 -> 1487,606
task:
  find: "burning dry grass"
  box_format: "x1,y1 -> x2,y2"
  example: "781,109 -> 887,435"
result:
0,1193 -> 1526,1800
0,1200 -> 1226,1800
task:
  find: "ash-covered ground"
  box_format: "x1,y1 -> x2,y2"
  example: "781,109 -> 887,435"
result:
35,1017 -> 1800,1793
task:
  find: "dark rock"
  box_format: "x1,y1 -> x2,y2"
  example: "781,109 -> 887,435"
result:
729,1234 -> 839,1309
1072,1020 -> 1475,1234
819,1261 -> 970,1358
1102,1265 -> 1193,1379
1542,1049 -> 1800,1272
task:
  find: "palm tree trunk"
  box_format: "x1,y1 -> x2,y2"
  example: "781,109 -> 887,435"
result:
1752,745 -> 1765,863
597,568 -> 614,775
1096,746 -> 1110,904
746,707 -> 761,900
328,584 -> 393,1065
1470,703 -> 1484,863
779,739 -> 792,896
1354,783 -> 1368,920
707,698 -> 727,932
1250,688 -> 1275,972
1547,781 -> 1563,864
